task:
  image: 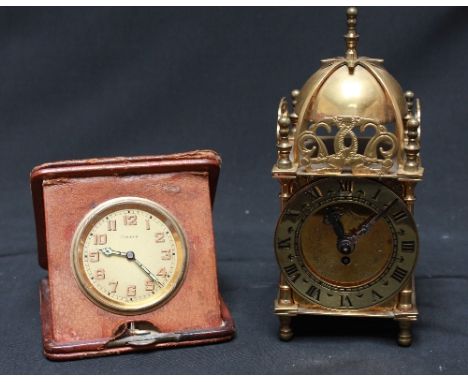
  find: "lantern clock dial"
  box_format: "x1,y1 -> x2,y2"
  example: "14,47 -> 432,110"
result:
275,178 -> 418,310
71,197 -> 187,314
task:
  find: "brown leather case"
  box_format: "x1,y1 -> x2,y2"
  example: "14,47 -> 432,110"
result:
31,150 -> 235,360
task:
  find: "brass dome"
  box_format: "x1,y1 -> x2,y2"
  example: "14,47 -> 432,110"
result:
301,62 -> 406,125
294,56 -> 407,145
290,7 -> 410,170
274,7 -> 422,179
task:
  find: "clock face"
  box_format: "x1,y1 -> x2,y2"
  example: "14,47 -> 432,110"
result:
71,197 -> 187,314
275,178 -> 418,310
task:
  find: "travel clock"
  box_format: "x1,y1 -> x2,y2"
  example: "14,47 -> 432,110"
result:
31,150 -> 235,360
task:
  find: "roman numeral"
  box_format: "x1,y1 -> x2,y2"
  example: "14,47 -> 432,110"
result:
306,285 -> 321,301
277,237 -> 291,249
372,289 -> 383,302
391,266 -> 408,283
306,185 -> 323,200
392,210 -> 408,223
401,241 -> 415,252
340,295 -> 353,307
283,209 -> 301,220
355,189 -> 365,198
372,189 -> 381,200
283,264 -> 298,277
339,179 -> 353,193
283,264 -> 300,283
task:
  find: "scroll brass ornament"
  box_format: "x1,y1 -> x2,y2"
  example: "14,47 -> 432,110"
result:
297,116 -> 398,174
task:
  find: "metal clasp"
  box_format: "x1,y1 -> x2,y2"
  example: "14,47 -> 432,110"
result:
106,321 -> 182,348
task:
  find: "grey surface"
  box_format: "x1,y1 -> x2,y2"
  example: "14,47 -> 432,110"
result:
0,7 -> 467,374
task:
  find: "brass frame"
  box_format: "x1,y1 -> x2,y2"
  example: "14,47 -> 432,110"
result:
272,7 -> 423,346
71,196 -> 188,315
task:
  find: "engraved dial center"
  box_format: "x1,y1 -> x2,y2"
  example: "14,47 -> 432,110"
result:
301,202 -> 395,287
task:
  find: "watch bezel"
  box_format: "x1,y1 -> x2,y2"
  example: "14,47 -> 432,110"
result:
71,196 -> 188,315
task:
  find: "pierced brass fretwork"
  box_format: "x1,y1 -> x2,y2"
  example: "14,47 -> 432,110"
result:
297,116 -> 397,175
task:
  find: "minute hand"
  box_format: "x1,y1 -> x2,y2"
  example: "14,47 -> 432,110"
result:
133,257 -> 164,288
350,199 -> 398,238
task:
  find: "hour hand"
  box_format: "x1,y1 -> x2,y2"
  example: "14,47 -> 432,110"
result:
323,206 -> 345,240
99,247 -> 125,257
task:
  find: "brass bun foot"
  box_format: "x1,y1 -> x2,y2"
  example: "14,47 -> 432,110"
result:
397,320 -> 412,347
279,316 -> 294,341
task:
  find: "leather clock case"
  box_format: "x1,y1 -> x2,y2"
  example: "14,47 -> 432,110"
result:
31,150 -> 235,360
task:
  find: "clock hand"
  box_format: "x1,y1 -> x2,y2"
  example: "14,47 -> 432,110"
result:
99,247 -> 126,257
324,207 -> 355,255
132,256 -> 164,288
100,248 -> 164,288
334,199 -> 398,258
323,206 -> 346,240
349,198 -> 398,240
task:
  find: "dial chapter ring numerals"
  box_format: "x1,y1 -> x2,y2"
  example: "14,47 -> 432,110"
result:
274,178 -> 419,310
71,196 -> 188,315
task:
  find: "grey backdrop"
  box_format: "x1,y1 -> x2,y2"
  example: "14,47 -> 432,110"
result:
0,6 -> 467,374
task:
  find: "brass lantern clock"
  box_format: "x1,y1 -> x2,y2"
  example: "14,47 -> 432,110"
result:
273,7 -> 423,346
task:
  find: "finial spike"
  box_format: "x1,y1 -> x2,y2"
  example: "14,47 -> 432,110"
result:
403,90 -> 415,127
404,91 -> 415,114
276,98 -> 293,169
404,117 -> 420,172
290,89 -> 300,138
344,7 -> 359,60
